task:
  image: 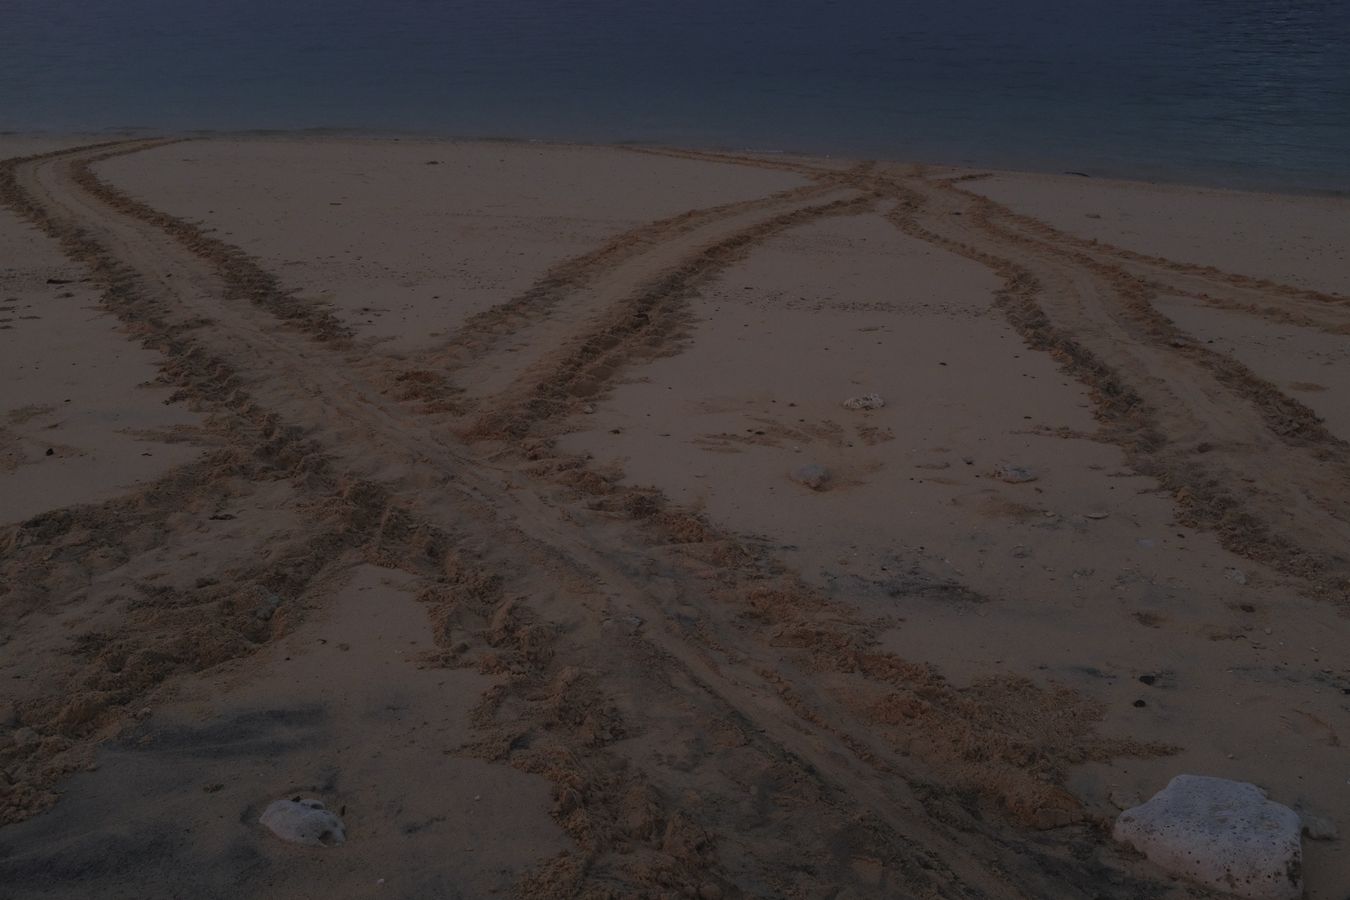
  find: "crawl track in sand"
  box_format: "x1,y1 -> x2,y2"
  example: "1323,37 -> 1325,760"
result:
0,139 -> 1345,898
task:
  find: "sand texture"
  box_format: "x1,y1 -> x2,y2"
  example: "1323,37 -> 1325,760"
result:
1,137 -> 1348,898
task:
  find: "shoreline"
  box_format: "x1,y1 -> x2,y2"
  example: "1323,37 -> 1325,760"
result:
4,127 -> 1348,198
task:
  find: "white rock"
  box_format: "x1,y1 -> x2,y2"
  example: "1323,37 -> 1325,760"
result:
992,463 -> 1038,484
841,393 -> 885,411
1113,775 -> 1302,900
260,797 -> 346,847
789,463 -> 831,491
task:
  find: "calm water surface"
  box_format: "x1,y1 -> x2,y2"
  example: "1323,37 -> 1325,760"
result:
4,0 -> 1349,190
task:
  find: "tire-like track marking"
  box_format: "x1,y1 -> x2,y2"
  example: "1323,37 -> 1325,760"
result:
625,145 -> 1350,603
469,190 -> 877,438
0,141 -> 1183,898
905,179 -> 1350,600
0,140 -> 462,832
936,172 -> 1350,334
418,180 -> 842,373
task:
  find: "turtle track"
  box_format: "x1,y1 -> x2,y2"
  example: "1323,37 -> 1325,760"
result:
0,140 -> 1194,898
623,145 -> 1350,603
935,174 -> 1350,335
899,178 -> 1350,601
416,180 -> 841,378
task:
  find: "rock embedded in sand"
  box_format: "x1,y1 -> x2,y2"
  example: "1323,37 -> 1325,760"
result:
1113,775 -> 1302,900
789,463 -> 831,491
841,393 -> 885,411
254,593 -> 284,621
259,797 -> 346,847
992,463 -> 1038,484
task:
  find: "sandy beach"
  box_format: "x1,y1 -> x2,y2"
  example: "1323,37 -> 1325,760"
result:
1,135 -> 1347,898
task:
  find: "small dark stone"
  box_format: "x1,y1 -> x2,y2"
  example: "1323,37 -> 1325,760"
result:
1138,674 -> 1157,686
44,448 -> 54,456
1133,699 -> 1147,708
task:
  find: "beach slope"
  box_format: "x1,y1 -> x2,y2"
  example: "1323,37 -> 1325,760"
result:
1,136 -> 1347,898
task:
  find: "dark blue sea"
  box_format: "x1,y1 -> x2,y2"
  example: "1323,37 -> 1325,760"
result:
4,0 -> 1349,190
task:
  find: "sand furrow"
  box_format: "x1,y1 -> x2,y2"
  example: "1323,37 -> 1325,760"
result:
961,187 -> 1350,338
938,175 -> 1350,307
900,182 -> 1350,598
418,181 -> 841,374
0,140 -> 1194,897
468,191 -> 876,437
5,140 -> 787,896
619,147 -> 1350,601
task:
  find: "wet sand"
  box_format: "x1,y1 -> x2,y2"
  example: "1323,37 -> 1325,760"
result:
1,136 -> 1348,898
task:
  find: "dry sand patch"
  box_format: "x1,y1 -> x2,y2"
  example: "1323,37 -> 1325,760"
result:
1154,294 -> 1350,440
964,171 -> 1350,297
0,204 -> 201,524
94,138 -> 810,353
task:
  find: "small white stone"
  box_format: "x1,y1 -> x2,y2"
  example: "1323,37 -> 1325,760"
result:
841,393 -> 884,411
789,463 -> 831,491
993,463 -> 1038,484
260,797 -> 346,847
1113,775 -> 1301,900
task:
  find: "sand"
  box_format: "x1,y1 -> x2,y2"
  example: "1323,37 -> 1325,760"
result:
92,137 -> 810,353
0,203 -> 201,522
1,136 -> 1347,898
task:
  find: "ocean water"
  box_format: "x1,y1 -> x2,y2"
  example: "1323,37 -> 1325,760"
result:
3,0 -> 1349,190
